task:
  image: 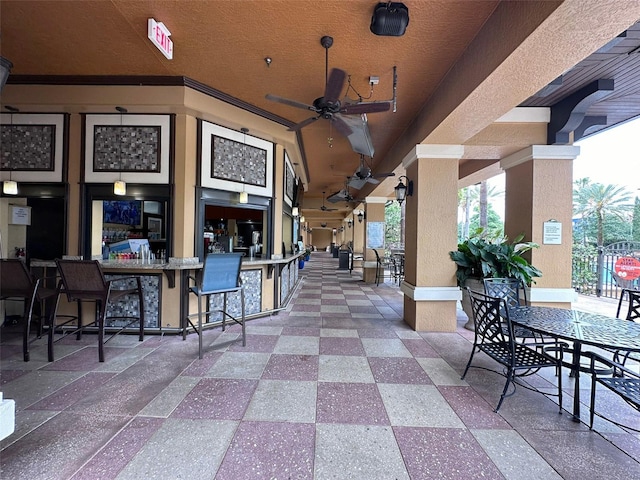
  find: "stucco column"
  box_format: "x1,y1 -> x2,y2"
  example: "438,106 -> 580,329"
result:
401,145 -> 463,331
362,198 -> 387,283
501,145 -> 579,307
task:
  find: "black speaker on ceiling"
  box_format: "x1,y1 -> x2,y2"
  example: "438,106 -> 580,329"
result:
370,2 -> 409,37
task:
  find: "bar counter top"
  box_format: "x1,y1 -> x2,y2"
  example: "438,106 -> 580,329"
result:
30,252 -> 304,271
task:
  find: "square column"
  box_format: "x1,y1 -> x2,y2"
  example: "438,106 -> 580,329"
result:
362,198 -> 387,283
401,145 -> 463,331
501,145 -> 579,307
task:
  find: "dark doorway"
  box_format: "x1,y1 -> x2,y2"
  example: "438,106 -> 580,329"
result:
27,197 -> 65,261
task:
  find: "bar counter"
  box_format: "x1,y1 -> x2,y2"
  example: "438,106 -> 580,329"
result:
30,252 -> 304,332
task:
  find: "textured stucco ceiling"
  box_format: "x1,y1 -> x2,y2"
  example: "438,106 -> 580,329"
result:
1,0 -> 639,221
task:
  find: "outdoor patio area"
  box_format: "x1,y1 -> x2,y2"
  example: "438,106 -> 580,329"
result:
1,251 -> 638,479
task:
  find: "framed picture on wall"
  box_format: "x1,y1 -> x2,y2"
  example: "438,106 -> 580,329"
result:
84,113 -> 171,185
145,213 -> 164,239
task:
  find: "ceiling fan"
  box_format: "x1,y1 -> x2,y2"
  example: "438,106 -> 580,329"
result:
265,35 -> 391,137
348,154 -> 395,190
310,191 -> 338,211
327,178 -> 361,204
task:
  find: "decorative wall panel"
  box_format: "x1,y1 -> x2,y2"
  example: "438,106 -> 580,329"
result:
212,136 -> 266,186
104,273 -> 161,328
207,269 -> 262,320
0,113 -> 64,184
284,151 -> 294,207
280,262 -> 291,305
200,121 -> 273,198
84,114 -> 171,184
93,126 -> 160,172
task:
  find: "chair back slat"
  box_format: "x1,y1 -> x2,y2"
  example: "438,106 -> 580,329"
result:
0,259 -> 35,297
626,290 -> 640,322
483,277 -> 526,308
201,253 -> 243,292
468,288 -> 512,346
55,259 -> 108,299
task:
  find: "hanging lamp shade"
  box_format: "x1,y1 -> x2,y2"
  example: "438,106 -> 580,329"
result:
113,180 -> 127,196
3,105 -> 19,194
3,180 -> 18,195
113,106 -> 128,196
239,191 -> 249,204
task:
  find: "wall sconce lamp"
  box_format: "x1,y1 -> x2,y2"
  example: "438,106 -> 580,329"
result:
300,215 -> 305,223
292,205 -> 299,217
238,127 -> 250,204
347,218 -> 353,228
394,175 -> 413,205
357,210 -> 366,223
3,105 -> 19,195
113,106 -> 128,196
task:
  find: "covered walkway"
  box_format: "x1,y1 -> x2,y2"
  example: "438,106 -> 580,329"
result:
1,252 -> 638,479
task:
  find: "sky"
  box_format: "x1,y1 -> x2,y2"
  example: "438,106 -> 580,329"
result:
476,117 -> 640,223
573,117 -> 640,196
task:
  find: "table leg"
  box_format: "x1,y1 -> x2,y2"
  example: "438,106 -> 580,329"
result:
571,341 -> 581,422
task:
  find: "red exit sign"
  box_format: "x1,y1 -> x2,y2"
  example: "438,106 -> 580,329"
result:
148,18 -> 173,60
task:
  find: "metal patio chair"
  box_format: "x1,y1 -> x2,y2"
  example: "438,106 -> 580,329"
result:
461,288 -> 564,412
185,253 -> 246,359
372,249 -> 395,286
588,351 -> 640,431
613,289 -> 640,371
483,277 -> 540,341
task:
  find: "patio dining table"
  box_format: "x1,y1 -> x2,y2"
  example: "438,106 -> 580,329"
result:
508,306 -> 640,422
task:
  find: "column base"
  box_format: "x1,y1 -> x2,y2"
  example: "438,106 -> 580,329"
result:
403,297 -> 458,332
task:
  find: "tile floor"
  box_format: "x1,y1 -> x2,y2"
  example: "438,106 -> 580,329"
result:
1,251 -> 639,479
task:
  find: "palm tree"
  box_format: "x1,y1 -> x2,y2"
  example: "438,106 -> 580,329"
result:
468,181 -> 504,229
573,180 -> 633,246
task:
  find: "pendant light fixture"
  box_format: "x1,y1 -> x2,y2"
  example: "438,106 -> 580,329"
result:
3,106 -> 19,195
113,106 -> 127,196
238,127 -> 249,204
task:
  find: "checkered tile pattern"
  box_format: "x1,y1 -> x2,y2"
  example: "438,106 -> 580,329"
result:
1,251 -> 638,479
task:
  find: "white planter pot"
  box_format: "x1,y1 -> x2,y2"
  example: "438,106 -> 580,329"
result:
461,278 -> 484,331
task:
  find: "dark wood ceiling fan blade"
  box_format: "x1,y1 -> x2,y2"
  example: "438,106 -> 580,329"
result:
372,172 -> 395,178
265,93 -> 314,111
324,68 -> 346,104
341,101 -> 391,115
288,116 -> 320,131
332,115 -> 353,136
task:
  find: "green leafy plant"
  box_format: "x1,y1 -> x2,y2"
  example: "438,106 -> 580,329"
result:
449,228 -> 542,287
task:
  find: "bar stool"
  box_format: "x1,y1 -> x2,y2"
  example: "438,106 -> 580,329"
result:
185,253 -> 246,359
0,259 -> 59,361
52,259 -> 145,362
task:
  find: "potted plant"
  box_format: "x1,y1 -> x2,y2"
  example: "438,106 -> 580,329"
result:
449,228 -> 542,329
304,247 -> 312,261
